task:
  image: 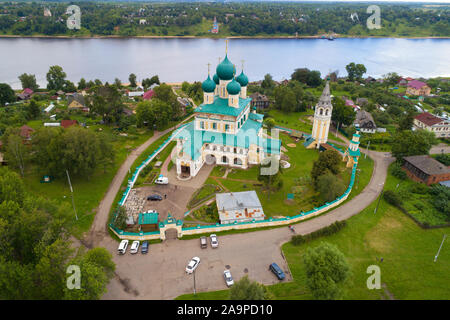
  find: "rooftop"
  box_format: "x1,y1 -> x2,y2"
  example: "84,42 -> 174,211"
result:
415,112 -> 443,127
138,212 -> 159,225
216,191 -> 262,211
195,96 -> 251,117
408,80 -> 428,90
175,120 -> 281,160
404,155 -> 450,176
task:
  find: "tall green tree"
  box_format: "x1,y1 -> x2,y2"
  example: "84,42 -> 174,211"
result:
303,242 -> 351,300
345,62 -> 367,82
18,73 -> 38,91
0,83 -> 15,106
311,149 -> 341,186
331,97 -> 356,127
317,173 -> 346,202
128,73 -> 137,88
391,130 -> 437,162
46,65 -> 67,91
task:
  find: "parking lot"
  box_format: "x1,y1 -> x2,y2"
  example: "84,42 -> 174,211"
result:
102,228 -> 293,300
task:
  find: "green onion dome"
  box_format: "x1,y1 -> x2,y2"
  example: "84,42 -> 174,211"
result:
226,78 -> 241,95
216,55 -> 235,81
202,75 -> 216,93
236,70 -> 249,87
213,73 -> 219,85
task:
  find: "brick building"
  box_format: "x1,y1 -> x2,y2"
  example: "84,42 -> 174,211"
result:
402,155 -> 450,186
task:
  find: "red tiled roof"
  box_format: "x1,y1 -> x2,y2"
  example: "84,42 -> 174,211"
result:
143,90 -> 155,100
408,80 -> 428,90
415,112 -> 442,126
23,88 -> 33,95
20,125 -> 34,138
61,120 -> 78,129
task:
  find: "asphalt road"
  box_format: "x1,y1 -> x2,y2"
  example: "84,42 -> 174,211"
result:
99,149 -> 394,299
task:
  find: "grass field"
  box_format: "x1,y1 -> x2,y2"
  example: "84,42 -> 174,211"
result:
203,132 -> 374,219
176,163 -> 450,300
23,127 -> 154,237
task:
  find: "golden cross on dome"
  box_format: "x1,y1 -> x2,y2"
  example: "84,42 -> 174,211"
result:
225,39 -> 229,54
207,62 -> 211,75
241,59 -> 245,71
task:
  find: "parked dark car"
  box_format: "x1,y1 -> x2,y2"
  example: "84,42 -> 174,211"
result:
147,194 -> 162,201
141,241 -> 149,254
269,263 -> 285,280
200,236 -> 207,249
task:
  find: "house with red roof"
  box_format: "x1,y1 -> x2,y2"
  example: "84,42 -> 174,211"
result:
414,112 -> 450,138
17,88 -> 34,100
143,89 -> 155,100
60,119 -> 78,129
407,80 -> 431,96
19,125 -> 34,141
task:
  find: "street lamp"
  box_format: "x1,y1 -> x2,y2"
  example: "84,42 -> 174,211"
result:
374,183 -> 384,214
434,234 -> 447,262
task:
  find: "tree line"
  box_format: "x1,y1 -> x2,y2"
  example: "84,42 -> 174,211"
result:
0,2 -> 448,37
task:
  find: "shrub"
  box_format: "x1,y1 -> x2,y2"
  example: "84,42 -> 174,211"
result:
291,220 -> 347,245
391,162 -> 407,180
383,190 -> 402,207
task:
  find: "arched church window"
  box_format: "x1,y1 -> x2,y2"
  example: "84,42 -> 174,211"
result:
325,109 -> 329,116
319,108 -> 323,115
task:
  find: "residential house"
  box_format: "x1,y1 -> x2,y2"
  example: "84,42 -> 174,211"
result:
19,125 -> 34,142
17,88 -> 33,100
143,90 -> 155,100
414,112 -> 450,138
365,76 -> 377,84
250,92 -> 269,110
356,97 -> 369,106
406,80 -> 431,96
61,119 -> 78,129
216,191 -> 265,224
354,110 -> 377,133
67,93 -> 89,112
402,155 -> 450,186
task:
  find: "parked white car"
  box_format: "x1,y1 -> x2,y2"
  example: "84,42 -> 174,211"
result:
210,234 -> 218,248
185,257 -> 201,274
118,240 -> 129,255
223,270 -> 234,287
130,241 -> 140,254
155,176 -> 169,185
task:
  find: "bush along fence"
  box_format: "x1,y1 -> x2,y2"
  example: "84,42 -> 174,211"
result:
109,132 -> 360,240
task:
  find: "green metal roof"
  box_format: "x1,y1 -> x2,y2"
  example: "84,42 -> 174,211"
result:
138,212 -> 159,225
195,96 -> 251,117
249,113 -> 264,121
202,75 -> 216,93
347,147 -> 361,157
175,120 -> 281,161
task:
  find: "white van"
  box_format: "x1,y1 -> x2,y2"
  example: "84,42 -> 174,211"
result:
155,176 -> 169,185
118,240 -> 129,255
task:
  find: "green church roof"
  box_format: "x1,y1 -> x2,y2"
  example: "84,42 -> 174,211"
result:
202,75 -> 216,93
236,71 -> 249,87
175,120 -> 281,161
195,96 -> 251,117
216,55 -> 235,81
227,78 -> 241,95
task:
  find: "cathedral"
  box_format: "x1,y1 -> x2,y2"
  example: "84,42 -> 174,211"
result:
174,51 -> 281,179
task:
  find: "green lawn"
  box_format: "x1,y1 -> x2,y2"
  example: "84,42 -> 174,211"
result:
201,133 -> 374,218
23,127 -> 154,237
176,163 -> 450,300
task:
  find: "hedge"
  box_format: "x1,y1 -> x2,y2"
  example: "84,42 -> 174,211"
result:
291,220 -> 347,245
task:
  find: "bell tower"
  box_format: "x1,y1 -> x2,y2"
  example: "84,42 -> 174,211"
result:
311,80 -> 332,148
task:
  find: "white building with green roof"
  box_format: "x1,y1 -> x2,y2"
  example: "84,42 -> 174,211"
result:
173,52 -> 281,179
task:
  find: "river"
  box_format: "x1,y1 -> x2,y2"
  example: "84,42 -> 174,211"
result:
1,37 -> 449,89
